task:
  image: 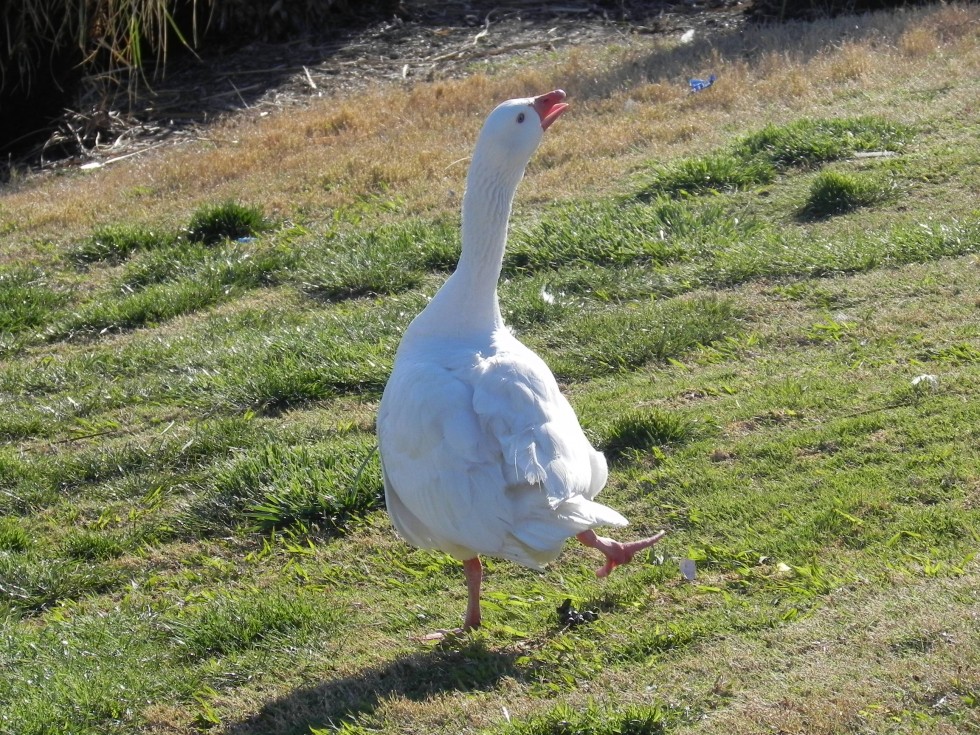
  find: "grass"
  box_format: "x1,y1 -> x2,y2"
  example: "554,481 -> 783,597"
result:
637,116 -> 911,199
0,4 -> 979,735
637,152 -> 777,197
299,218 -> 459,300
599,408 -> 705,463
72,224 -> 172,264
2,0 -> 193,101
537,295 -> 743,381
506,197 -> 753,273
800,169 -> 894,218
496,702 -> 688,734
0,265 -> 67,337
188,438 -> 381,535
185,201 -> 271,246
734,116 -> 911,168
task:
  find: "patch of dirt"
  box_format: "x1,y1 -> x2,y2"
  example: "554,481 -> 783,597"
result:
31,0 -> 749,174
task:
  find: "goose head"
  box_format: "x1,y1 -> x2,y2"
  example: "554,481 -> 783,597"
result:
469,90 -> 569,182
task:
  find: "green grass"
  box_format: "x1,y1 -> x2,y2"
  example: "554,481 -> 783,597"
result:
638,152 -> 777,197
0,517 -> 30,551
599,408 -> 706,462
60,240 -> 297,338
170,585 -> 346,659
187,438 -> 381,535
71,224 -> 172,264
800,169 -> 894,218
0,552 -> 126,614
537,295 -> 743,381
185,201 -> 270,246
637,116 -> 912,199
734,116 -> 911,168
496,702 -> 689,734
506,197 -> 753,271
1,14 -> 979,735
300,218 -> 459,300
0,266 -> 67,341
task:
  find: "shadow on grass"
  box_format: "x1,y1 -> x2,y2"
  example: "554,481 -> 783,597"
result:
226,641 -> 518,735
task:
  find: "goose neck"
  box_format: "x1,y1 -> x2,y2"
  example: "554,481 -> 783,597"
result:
457,156 -> 522,293
406,151 -> 525,339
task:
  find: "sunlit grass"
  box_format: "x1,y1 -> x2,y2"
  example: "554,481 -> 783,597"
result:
185,200 -> 271,245
637,115 -> 911,199
0,265 -> 67,337
507,197 -> 753,272
735,116 -> 911,168
71,224 -> 172,264
800,169 -> 894,218
537,295 -> 744,381
599,408 -> 706,463
497,702 -> 689,734
185,437 -> 381,536
1,5 -> 976,249
170,585 -> 347,660
299,218 -> 459,300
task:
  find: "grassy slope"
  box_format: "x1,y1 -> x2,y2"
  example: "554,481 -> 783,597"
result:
1,5 -> 979,735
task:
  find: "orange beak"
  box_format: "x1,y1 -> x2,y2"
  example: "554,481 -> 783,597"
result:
533,89 -> 569,131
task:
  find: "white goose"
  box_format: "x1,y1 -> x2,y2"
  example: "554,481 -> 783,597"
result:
377,90 -> 666,632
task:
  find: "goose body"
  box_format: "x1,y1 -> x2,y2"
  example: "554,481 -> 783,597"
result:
377,90 -> 665,631
380,327 -> 628,570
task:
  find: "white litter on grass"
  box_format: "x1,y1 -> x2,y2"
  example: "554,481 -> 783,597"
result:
911,374 -> 939,389
680,558 -> 697,581
680,29 -> 695,44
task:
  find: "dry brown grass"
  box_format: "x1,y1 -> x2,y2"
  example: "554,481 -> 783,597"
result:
1,4 -> 977,250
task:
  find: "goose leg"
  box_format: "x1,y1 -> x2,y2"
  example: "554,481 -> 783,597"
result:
418,557 -> 483,640
576,529 -> 667,578
462,556 -> 483,630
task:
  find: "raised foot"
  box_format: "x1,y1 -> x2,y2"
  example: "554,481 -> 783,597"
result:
576,529 -> 668,578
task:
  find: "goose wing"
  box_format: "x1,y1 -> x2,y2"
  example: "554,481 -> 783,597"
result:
470,346 -> 608,508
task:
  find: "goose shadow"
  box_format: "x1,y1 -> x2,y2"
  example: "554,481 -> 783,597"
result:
225,640 -> 519,735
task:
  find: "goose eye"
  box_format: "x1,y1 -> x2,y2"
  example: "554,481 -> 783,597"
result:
517,112 -> 526,124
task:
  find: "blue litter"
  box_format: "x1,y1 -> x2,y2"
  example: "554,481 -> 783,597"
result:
689,74 -> 717,92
